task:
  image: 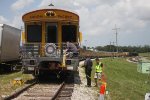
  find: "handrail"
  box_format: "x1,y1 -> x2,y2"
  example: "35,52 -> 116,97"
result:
21,43 -> 79,59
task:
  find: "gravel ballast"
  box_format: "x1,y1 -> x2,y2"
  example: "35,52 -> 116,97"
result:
71,61 -> 98,100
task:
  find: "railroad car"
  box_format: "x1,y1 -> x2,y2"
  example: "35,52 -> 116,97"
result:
21,8 -> 82,76
0,24 -> 21,72
80,49 -> 132,59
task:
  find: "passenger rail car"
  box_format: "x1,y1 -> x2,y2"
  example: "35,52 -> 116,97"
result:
22,9 -> 82,75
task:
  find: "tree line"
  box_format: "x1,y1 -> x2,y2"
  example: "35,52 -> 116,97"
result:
93,45 -> 150,53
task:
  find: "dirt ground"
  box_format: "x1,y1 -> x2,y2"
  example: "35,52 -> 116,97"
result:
71,61 -> 98,100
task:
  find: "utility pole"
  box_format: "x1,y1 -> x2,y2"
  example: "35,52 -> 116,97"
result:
112,24 -> 120,53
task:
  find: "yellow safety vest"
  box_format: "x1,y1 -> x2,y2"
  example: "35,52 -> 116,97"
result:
95,62 -> 102,73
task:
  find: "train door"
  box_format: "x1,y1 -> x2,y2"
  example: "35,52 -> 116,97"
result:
46,23 -> 57,43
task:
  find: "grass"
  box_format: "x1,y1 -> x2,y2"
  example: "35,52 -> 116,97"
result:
139,52 -> 150,60
0,72 -> 33,96
91,58 -> 150,100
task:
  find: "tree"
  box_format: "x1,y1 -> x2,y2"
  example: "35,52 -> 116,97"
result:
95,45 -> 150,53
83,46 -> 86,50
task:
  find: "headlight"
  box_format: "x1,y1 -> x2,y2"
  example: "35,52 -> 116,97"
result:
45,43 -> 56,56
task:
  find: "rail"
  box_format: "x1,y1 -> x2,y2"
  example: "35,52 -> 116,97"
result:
51,82 -> 65,100
3,81 -> 37,100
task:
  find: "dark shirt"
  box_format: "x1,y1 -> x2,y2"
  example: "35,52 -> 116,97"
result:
84,58 -> 93,70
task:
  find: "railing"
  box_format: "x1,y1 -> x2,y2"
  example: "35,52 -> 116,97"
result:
21,43 -> 79,59
21,43 -> 60,59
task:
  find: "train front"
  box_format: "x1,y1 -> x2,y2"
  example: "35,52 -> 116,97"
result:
21,9 -> 81,76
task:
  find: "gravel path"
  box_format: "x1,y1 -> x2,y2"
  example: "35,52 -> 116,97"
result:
71,61 -> 98,100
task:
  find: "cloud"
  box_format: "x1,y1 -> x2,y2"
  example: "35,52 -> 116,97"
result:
0,16 -> 8,23
0,15 -> 23,29
11,0 -> 34,11
76,0 -> 150,46
37,0 -> 150,46
10,15 -> 23,28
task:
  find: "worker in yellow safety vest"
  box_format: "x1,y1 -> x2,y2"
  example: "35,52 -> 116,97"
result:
94,58 -> 103,87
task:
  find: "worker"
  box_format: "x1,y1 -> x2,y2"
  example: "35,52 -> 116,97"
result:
66,41 -> 78,53
66,41 -> 79,57
94,58 -> 103,87
84,57 -> 93,87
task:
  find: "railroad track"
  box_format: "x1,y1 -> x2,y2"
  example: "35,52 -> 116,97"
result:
11,83 -> 59,100
6,81 -> 74,100
4,74 -> 74,100
53,82 -> 74,100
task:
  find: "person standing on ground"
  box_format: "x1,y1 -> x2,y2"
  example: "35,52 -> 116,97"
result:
84,58 -> 93,87
94,58 -> 103,87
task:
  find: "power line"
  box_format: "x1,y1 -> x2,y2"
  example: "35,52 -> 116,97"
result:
112,24 -> 120,53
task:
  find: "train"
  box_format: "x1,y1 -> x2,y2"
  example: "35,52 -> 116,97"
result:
21,8 -> 82,76
0,24 -> 21,72
0,9 -> 138,75
80,49 -> 138,60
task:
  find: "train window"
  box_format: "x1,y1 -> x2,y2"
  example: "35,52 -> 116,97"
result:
62,25 -> 77,42
46,24 -> 57,43
27,25 -> 42,42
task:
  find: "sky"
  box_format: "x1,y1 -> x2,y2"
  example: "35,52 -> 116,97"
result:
0,0 -> 150,47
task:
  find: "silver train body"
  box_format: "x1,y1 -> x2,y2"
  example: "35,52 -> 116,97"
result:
0,24 -> 21,63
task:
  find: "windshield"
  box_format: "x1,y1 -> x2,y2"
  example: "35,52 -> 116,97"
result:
27,24 -> 42,42
62,25 -> 77,42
